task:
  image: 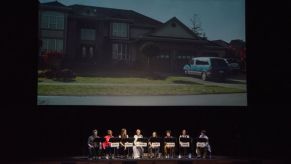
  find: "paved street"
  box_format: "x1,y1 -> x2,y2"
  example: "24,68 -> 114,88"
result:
38,93 -> 247,106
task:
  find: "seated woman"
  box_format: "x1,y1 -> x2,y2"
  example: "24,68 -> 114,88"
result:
118,128 -> 130,158
178,129 -> 191,158
133,129 -> 144,159
102,130 -> 114,159
164,130 -> 175,158
148,131 -> 160,158
196,130 -> 211,159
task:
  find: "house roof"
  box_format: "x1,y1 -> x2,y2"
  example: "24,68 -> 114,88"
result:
40,1 -> 162,27
146,17 -> 200,39
41,1 -> 66,7
68,4 -> 163,27
40,1 -> 71,11
212,40 -> 230,47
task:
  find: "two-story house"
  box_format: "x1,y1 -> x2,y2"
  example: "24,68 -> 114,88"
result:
39,1 -> 226,72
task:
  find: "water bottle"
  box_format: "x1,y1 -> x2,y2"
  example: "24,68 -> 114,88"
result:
188,153 -> 191,158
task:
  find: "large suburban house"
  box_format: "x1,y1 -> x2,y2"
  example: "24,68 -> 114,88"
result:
39,1 -> 226,72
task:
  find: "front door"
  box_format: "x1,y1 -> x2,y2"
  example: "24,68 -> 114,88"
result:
80,45 -> 95,63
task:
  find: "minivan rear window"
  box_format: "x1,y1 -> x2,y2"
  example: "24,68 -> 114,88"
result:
211,58 -> 228,67
196,60 -> 209,65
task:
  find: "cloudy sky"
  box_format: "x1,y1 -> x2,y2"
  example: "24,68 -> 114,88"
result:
39,0 -> 245,42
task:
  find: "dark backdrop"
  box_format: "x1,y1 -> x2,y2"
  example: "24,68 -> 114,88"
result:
2,0 -> 291,161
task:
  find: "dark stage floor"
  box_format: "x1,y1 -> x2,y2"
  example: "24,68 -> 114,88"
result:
16,156 -> 289,164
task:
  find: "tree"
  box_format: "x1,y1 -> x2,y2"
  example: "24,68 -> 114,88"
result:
190,14 -> 206,39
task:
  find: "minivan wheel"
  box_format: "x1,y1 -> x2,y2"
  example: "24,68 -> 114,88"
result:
201,72 -> 207,81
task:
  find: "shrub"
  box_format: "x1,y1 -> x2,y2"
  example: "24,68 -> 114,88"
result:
55,69 -> 76,81
44,69 -> 57,79
42,51 -> 64,70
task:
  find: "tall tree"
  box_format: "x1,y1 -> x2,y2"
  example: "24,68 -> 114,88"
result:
190,14 -> 206,39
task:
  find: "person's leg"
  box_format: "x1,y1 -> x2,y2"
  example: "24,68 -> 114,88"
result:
88,148 -> 93,159
92,147 -> 97,159
178,146 -> 182,158
141,147 -> 144,158
196,148 -> 201,158
133,146 -> 138,159
96,147 -> 101,159
164,146 -> 167,158
148,147 -> 153,158
202,147 -> 207,158
156,147 -> 160,158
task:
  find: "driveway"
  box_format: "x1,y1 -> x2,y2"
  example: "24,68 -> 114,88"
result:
38,93 -> 247,106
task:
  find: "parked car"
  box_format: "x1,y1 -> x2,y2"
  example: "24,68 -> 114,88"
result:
183,57 -> 230,81
224,58 -> 240,73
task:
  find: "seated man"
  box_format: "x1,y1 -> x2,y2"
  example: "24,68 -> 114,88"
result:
148,131 -> 160,158
88,129 -> 101,160
196,130 -> 211,159
178,129 -> 191,158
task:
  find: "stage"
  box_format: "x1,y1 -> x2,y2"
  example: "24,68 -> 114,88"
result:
23,156 -> 287,164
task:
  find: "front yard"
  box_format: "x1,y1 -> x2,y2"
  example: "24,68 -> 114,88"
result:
38,76 -> 246,96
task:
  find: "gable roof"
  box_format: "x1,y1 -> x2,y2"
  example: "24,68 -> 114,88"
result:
41,1 -> 66,7
212,40 -> 230,48
40,1 -> 71,11
68,4 -> 163,27
40,2 -> 162,27
146,17 -> 200,39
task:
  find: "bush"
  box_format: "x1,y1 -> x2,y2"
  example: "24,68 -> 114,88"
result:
55,69 -> 76,81
38,69 -> 56,79
42,51 -> 64,70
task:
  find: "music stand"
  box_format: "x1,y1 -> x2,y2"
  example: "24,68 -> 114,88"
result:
179,137 -> 192,158
164,137 -> 176,158
93,137 -> 104,148
94,137 -> 105,142
149,137 -> 162,158
124,137 -> 134,159
136,138 -> 148,147
109,137 -> 121,158
196,137 -> 207,142
179,138 -> 191,147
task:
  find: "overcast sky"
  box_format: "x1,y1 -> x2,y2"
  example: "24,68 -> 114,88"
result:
39,0 -> 245,42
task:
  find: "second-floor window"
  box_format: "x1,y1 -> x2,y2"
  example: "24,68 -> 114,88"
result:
41,11 -> 64,30
81,29 -> 96,41
111,22 -> 128,38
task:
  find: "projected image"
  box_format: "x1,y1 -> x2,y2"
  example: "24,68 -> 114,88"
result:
37,0 -> 246,106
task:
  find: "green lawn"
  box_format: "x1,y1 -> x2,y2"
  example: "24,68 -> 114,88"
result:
38,76 -> 202,85
38,76 -> 245,96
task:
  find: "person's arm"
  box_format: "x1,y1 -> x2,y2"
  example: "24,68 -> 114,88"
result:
148,137 -> 152,147
119,135 -> 124,146
88,136 -> 94,148
134,135 -> 138,145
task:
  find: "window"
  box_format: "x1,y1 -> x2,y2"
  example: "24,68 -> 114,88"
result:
41,11 -> 64,30
89,46 -> 94,58
81,29 -> 96,41
82,46 -> 86,58
42,39 -> 63,52
210,58 -> 228,67
112,43 -> 128,61
111,23 -> 128,38
196,59 -> 209,65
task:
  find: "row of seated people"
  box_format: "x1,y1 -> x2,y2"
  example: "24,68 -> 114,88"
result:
88,129 -> 211,160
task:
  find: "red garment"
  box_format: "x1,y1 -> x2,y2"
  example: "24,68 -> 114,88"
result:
102,135 -> 112,149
